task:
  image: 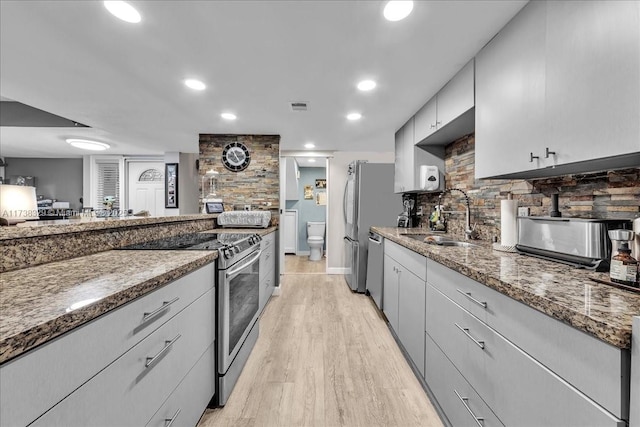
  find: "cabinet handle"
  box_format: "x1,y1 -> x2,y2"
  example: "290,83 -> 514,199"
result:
455,323 -> 485,349
436,121 -> 441,125
454,390 -> 485,427
456,289 -> 487,308
145,334 -> 181,369
430,124 -> 437,129
545,147 -> 556,158
143,297 -> 180,322
164,408 -> 181,427
529,152 -> 539,162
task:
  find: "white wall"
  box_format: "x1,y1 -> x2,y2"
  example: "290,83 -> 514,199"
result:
326,151 -> 394,274
163,152 -> 199,215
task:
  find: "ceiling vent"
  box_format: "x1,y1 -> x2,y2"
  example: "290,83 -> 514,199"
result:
290,102 -> 308,112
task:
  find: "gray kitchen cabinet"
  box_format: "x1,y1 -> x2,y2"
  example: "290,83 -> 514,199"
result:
383,254 -> 400,332
414,59 -> 475,147
427,259 -> 629,419
475,0 -> 640,179
413,97 -> 437,143
425,333 -> 504,427
0,264 -> 215,427
259,231 -> 276,313
544,0 -> 640,167
146,342 -> 215,427
475,0 -> 548,179
32,287 -> 215,427
397,264 -> 425,377
383,240 -> 426,376
394,117 -> 445,193
425,260 -> 627,426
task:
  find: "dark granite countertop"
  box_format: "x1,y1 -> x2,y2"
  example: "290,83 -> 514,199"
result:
0,214 -> 217,240
372,227 -> 640,350
0,250 -> 217,364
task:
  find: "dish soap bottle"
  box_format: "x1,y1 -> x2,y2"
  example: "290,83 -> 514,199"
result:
610,242 -> 639,287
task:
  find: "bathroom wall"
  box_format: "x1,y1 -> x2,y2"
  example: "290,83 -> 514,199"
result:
285,166 -> 326,253
199,134 -> 279,223
417,134 -> 640,240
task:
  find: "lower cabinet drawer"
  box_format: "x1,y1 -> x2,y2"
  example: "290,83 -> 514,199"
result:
32,288 -> 215,427
1,263 -> 214,427
146,342 -> 215,427
427,284 -> 625,427
425,333 -> 504,427
427,259 -> 628,419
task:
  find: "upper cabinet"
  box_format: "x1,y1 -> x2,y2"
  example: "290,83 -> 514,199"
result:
394,117 -> 445,193
284,157 -> 299,200
415,59 -> 475,146
475,0 -> 640,179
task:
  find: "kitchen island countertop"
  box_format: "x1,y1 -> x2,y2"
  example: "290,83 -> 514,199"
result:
0,249 -> 217,364
373,227 -> 640,350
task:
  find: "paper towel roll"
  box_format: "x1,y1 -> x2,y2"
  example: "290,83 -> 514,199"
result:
500,199 -> 519,247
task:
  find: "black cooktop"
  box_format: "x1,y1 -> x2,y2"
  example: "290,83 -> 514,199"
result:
119,233 -> 223,250
119,232 -> 256,250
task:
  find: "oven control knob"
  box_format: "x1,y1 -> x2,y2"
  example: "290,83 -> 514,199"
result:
233,245 -> 240,254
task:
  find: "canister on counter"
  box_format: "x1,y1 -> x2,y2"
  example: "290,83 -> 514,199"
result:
610,242 -> 639,287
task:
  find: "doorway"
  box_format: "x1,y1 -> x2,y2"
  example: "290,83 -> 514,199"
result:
127,160 -> 165,217
281,156 -> 328,275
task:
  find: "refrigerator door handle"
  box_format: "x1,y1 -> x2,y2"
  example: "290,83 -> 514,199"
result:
343,180 -> 348,224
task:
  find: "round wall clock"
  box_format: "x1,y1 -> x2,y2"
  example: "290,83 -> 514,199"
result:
221,142 -> 251,172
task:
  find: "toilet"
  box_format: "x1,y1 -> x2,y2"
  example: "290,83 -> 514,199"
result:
306,221 -> 325,261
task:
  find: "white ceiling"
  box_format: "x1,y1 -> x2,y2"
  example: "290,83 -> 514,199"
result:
0,0 -> 527,158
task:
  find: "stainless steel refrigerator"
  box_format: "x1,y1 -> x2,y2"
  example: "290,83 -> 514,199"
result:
343,161 -> 402,293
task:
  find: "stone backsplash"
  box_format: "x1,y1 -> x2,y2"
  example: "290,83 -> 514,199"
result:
417,134 -> 640,241
199,134 -> 280,224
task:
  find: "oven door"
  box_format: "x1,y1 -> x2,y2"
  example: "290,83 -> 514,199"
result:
218,248 -> 261,374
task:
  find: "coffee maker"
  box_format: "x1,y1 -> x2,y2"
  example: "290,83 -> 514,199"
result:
397,193 -> 418,228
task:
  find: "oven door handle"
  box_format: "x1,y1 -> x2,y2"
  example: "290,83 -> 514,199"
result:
225,249 -> 262,279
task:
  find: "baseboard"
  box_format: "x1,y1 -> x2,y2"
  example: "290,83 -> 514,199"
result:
326,267 -> 349,275
296,250 -> 310,256
272,286 -> 281,296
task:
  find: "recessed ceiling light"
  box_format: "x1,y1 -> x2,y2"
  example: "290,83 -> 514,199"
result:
383,1 -> 414,21
357,80 -> 377,91
103,1 -> 141,23
304,143 -> 315,149
347,112 -> 362,121
184,79 -> 206,90
221,112 -> 237,120
66,139 -> 110,151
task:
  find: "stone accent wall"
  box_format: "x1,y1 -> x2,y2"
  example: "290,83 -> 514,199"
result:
198,134 -> 280,223
418,134 -> 640,240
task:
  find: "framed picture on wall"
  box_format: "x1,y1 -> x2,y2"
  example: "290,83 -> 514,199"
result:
165,163 -> 179,208
315,179 -> 326,189
304,185 -> 313,199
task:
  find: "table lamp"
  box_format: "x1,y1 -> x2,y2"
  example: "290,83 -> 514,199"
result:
0,184 -> 39,225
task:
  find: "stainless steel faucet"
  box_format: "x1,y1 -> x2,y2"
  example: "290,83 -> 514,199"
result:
438,188 -> 478,240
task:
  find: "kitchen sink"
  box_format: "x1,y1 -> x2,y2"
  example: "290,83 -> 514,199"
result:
403,234 -> 479,248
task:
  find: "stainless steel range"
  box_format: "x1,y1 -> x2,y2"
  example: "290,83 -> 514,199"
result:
120,231 -> 262,406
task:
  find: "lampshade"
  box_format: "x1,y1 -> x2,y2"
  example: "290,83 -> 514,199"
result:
0,184 -> 39,225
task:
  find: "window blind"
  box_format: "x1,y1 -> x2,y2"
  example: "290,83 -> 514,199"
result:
96,162 -> 119,209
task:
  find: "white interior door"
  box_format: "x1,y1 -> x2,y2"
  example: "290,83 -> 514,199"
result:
127,161 -> 164,217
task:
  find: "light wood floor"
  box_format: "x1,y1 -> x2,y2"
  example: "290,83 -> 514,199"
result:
284,254 -> 326,274
198,274 -> 443,427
